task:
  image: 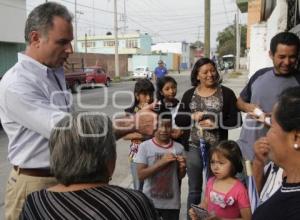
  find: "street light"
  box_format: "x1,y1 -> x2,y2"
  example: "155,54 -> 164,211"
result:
114,0 -> 120,79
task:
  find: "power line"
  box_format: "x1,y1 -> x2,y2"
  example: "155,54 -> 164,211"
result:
60,0 -> 121,15
222,0 -> 231,25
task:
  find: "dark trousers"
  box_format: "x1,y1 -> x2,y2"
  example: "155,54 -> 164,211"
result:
156,209 -> 180,220
186,146 -> 203,220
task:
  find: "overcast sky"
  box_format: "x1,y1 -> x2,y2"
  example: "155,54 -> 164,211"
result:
26,0 -> 247,48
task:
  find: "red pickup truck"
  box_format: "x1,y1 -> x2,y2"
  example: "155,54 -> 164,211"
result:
65,71 -> 86,93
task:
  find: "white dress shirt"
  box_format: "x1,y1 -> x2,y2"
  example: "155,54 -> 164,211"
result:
0,53 -> 71,168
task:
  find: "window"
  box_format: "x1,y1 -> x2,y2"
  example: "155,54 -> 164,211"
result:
81,41 -> 95,48
103,40 -> 116,47
126,39 -> 138,48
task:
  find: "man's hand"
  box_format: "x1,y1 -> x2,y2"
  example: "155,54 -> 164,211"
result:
135,102 -> 158,136
248,107 -> 266,123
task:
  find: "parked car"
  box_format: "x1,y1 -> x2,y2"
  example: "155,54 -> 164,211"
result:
85,67 -> 111,87
65,71 -> 86,93
131,66 -> 152,80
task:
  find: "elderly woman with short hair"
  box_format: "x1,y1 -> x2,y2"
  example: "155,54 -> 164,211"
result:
252,86 -> 300,220
20,112 -> 159,220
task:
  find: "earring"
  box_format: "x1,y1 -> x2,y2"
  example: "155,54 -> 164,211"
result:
294,143 -> 299,150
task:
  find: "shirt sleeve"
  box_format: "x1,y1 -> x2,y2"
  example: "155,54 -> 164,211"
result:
239,81 -> 252,103
236,181 -> 251,209
239,67 -> 272,102
134,142 -> 148,164
3,82 -> 68,139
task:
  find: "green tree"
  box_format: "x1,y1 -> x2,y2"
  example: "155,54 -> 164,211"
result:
216,24 -> 247,57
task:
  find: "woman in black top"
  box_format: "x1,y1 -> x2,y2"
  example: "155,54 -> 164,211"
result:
175,58 -> 241,219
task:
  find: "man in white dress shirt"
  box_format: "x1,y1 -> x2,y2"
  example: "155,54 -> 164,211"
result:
0,2 -> 158,219
0,2 -> 73,219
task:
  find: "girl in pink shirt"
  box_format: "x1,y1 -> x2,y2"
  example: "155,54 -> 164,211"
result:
190,140 -> 251,220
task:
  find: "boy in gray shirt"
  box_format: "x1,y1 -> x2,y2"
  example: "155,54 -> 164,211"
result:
135,113 -> 186,220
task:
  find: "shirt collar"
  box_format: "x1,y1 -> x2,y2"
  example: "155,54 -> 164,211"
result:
18,52 -> 64,76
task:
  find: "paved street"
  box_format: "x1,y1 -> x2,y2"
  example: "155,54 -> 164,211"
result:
0,70 -> 248,220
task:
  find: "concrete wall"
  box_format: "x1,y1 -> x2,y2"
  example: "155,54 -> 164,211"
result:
0,42 -> 26,76
0,0 -> 26,43
0,0 -> 26,76
132,54 -> 174,72
248,23 -> 269,77
65,53 -> 129,77
247,0 -> 262,48
140,34 -> 152,54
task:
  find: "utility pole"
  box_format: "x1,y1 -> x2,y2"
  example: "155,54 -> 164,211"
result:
123,0 -> 127,34
204,0 -> 210,58
235,8 -> 241,71
114,0 -> 120,79
92,0 -> 95,35
74,0 -> 77,52
85,33 -> 87,54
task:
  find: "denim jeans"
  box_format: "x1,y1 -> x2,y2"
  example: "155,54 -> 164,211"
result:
130,161 -> 143,191
186,145 -> 203,220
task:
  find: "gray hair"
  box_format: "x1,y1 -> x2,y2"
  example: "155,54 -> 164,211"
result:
25,2 -> 73,42
49,112 -> 116,186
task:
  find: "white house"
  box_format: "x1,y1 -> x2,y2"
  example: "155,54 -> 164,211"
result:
77,32 -> 152,55
151,41 -> 190,69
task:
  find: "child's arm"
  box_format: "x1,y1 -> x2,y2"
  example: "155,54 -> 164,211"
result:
188,193 -> 209,220
199,196 -> 208,210
122,132 -> 143,140
239,208 -> 252,220
176,155 -> 186,179
137,153 -> 177,181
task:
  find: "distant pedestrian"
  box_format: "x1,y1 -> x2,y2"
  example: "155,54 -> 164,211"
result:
154,60 -> 168,80
224,62 -> 229,74
123,79 -> 155,191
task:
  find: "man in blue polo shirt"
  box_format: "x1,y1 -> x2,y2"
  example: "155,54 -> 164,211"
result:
154,60 -> 168,80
